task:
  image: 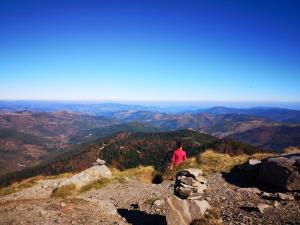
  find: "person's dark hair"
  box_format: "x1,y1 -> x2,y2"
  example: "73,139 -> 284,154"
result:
176,141 -> 182,149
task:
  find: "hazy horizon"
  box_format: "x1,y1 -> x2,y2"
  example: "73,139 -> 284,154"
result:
1,99 -> 300,110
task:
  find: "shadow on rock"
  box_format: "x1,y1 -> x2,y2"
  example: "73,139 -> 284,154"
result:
117,209 -> 167,225
222,162 -> 280,193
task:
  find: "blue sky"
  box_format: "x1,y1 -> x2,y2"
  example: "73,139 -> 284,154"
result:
0,0 -> 299,102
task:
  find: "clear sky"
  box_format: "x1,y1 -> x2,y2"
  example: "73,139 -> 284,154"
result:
0,0 -> 299,102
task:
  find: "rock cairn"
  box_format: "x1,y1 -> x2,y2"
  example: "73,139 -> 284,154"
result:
175,168 -> 208,200
92,159 -> 106,166
166,168 -> 211,225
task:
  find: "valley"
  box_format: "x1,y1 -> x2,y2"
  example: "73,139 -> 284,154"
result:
0,102 -> 299,178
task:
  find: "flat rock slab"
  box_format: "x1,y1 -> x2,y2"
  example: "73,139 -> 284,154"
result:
58,165 -> 112,189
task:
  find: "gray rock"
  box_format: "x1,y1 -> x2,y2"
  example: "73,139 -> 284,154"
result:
92,159 -> 106,166
248,159 -> 261,165
238,187 -> 262,194
261,192 -> 271,198
257,203 -> 271,213
194,175 -> 208,184
175,185 -> 207,200
259,153 -> 300,191
177,176 -> 202,187
165,195 -> 211,225
177,169 -> 204,182
273,200 -> 280,208
276,193 -> 295,201
58,165 -> 112,189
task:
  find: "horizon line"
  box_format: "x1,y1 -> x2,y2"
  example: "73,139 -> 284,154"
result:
0,99 -> 300,103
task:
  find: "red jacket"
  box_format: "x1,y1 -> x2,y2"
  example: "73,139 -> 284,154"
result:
172,148 -> 187,166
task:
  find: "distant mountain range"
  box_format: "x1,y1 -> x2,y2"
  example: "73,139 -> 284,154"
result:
203,106 -> 300,124
0,102 -> 300,176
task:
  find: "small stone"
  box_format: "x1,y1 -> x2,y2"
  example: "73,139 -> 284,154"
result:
248,159 -> 261,165
60,202 -> 66,207
41,183 -> 48,189
39,209 -> 47,216
177,168 -> 204,182
238,187 -> 262,194
177,176 -> 202,187
92,159 -> 106,166
257,203 -> 271,213
277,193 -> 294,201
205,197 -> 211,201
183,168 -> 203,177
153,199 -> 163,207
261,192 -> 271,198
273,200 -> 280,208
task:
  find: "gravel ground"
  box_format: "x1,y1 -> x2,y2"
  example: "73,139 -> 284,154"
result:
207,173 -> 300,225
0,173 -> 299,225
0,198 -> 127,225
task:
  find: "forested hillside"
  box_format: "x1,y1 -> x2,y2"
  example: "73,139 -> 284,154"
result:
0,129 -> 260,187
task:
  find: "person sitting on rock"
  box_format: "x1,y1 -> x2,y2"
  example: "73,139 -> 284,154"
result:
171,141 -> 187,168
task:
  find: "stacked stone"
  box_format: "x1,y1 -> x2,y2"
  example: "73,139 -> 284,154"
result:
175,168 -> 208,200
92,159 -> 106,166
165,168 -> 211,225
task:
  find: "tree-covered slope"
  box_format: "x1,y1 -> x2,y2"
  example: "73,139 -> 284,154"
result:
0,129 -> 260,187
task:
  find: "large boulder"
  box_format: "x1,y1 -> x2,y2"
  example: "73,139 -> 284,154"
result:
258,153 -> 300,191
166,195 -> 211,225
58,165 -> 112,189
229,158 -> 262,185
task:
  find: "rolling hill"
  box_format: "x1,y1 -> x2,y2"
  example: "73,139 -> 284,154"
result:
0,111 -> 162,176
227,125 -> 300,152
0,128 -> 53,175
201,113 -> 274,137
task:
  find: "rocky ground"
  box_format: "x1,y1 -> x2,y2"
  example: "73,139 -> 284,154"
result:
207,173 -> 300,225
0,173 -> 299,225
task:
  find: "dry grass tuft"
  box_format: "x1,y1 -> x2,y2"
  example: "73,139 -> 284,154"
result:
197,150 -> 274,174
0,177 -> 38,196
111,166 -> 156,184
0,173 -> 73,197
79,178 -> 112,193
163,149 -> 275,180
51,184 -> 77,198
283,146 -> 300,154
